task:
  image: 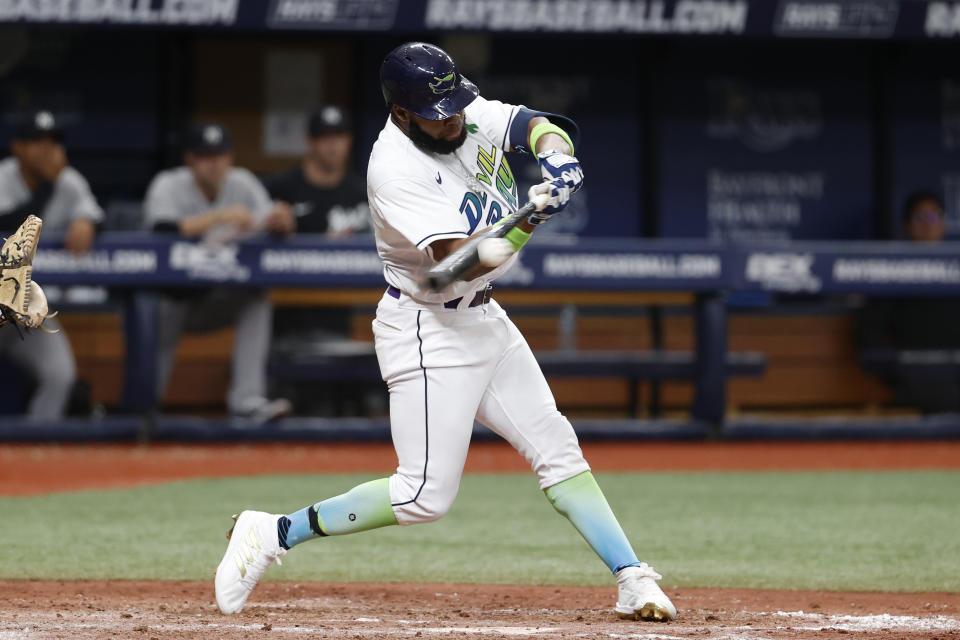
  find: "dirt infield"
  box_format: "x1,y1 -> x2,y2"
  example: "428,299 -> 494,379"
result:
3,441 -> 959,639
1,580 -> 958,640
2,440 -> 960,496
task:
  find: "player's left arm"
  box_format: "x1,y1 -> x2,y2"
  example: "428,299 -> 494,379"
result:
524,116 -> 584,224
527,116 -> 572,154
430,114 -> 582,264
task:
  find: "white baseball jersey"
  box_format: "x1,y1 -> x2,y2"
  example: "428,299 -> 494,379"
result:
367,96 -> 590,526
367,95 -> 528,304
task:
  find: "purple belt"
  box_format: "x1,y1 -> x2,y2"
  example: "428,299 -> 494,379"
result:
387,285 -> 492,309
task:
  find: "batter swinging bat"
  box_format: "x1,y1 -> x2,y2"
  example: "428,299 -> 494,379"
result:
426,200 -> 538,291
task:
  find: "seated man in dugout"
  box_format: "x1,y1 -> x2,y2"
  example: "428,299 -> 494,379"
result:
0,110 -> 103,419
264,105 -> 370,236
263,105 -> 374,415
143,122 -> 294,422
858,191 -> 960,413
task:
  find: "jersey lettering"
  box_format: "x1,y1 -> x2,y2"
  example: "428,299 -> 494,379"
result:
475,143 -> 496,186
496,157 -> 518,209
486,200 -> 503,225
460,190 -> 505,232
459,191 -> 487,235
474,142 -> 518,210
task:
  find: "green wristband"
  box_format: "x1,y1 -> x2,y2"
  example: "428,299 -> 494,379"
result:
529,122 -> 574,155
504,226 -> 532,252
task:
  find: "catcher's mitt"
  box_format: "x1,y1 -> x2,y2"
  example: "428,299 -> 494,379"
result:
0,215 -> 57,332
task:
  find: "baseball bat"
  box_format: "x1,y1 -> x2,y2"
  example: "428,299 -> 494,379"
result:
426,200 -> 538,292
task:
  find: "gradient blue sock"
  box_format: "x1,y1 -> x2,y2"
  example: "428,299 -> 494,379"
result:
277,477 -> 398,549
278,507 -> 314,549
544,471 -> 642,573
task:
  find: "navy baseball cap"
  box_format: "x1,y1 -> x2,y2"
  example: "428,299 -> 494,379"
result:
308,106 -> 352,137
14,110 -> 64,142
186,122 -> 232,155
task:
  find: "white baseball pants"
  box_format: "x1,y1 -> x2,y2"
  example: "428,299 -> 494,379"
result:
373,290 -> 590,525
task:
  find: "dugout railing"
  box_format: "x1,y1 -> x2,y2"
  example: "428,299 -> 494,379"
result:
3,233 -> 960,440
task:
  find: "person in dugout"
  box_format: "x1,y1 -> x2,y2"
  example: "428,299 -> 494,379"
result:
263,106 -> 374,415
858,191 -> 960,413
143,122 -> 294,423
0,110 -> 103,419
263,105 -> 370,236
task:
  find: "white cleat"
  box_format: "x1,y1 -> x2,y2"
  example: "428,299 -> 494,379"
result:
615,563 -> 677,622
214,511 -> 286,614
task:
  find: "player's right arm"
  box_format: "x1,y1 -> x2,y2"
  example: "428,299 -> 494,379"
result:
369,172 -> 507,282
155,204 -> 252,239
174,206 -> 252,238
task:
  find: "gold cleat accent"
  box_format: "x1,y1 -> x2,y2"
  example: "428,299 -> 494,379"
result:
617,603 -> 672,622
641,603 -> 671,621
226,514 -> 240,540
234,552 -> 247,578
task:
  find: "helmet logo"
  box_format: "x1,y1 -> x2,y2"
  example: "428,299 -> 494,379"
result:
428,72 -> 456,95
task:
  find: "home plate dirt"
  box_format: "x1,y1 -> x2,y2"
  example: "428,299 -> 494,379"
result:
2,442 -> 958,639
1,581 -> 958,640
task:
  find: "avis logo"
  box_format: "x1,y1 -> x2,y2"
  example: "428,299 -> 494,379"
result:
428,72 -> 455,94
170,242 -> 251,282
706,78 -> 822,152
745,253 -> 821,292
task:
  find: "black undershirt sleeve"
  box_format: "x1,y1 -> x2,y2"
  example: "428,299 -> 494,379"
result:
0,181 -> 54,232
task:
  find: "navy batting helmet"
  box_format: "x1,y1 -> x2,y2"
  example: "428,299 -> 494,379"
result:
380,42 -> 479,120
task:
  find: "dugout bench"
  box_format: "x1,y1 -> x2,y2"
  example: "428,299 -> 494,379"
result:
20,234 -> 786,429
266,288 -> 766,422
34,234 -> 960,433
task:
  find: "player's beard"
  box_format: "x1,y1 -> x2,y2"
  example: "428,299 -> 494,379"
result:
408,120 -> 467,155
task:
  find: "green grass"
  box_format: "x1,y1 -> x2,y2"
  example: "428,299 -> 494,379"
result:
1,471 -> 958,591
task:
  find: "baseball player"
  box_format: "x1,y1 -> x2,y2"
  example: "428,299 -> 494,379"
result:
144,122 -> 293,422
0,110 -> 101,419
216,42 -> 676,623
264,106 -> 371,404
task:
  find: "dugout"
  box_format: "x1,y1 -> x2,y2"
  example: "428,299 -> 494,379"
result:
1,1 -> 960,434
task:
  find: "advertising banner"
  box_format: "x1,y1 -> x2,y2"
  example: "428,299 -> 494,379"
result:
657,46 -> 874,241
888,51 -> 960,238
0,1 -> 957,40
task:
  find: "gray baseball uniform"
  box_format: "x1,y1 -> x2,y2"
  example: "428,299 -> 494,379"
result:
144,166 -> 271,237
143,166 -> 274,413
0,157 -> 101,419
0,157 -> 103,231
